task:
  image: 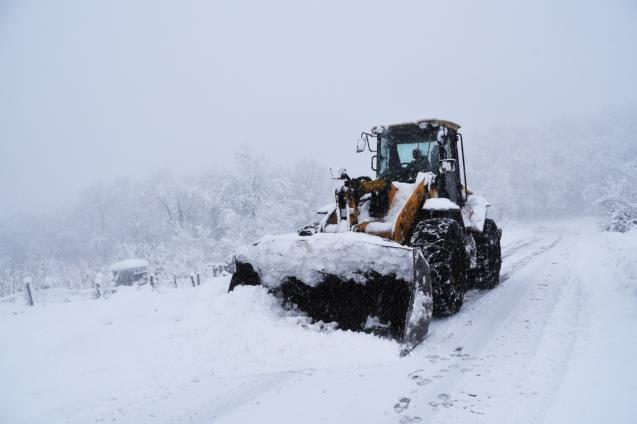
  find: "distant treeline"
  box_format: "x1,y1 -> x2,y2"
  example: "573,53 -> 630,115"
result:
1,107 -> 636,295
467,107 -> 637,223
0,149 -> 334,295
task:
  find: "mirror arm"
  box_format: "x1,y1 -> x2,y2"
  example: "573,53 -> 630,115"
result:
360,132 -> 377,152
367,134 -> 377,152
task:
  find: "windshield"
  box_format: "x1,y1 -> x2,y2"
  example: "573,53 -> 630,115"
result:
396,142 -> 434,165
378,137 -> 440,180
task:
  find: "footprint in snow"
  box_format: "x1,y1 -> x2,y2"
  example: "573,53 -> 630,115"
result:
437,393 -> 455,408
394,397 -> 411,413
408,370 -> 432,386
426,355 -> 439,362
409,369 -> 425,379
399,416 -> 422,423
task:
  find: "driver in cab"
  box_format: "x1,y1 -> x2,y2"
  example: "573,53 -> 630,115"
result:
406,148 -> 431,180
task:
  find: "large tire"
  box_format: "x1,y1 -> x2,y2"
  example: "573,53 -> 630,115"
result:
469,219 -> 502,289
410,218 -> 468,317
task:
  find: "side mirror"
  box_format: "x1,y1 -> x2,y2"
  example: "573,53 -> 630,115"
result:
330,168 -> 349,180
371,155 -> 377,171
356,136 -> 367,153
439,159 -> 457,174
356,132 -> 378,153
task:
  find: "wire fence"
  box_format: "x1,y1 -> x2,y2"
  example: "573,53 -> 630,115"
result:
0,269 -> 231,307
0,285 -> 100,306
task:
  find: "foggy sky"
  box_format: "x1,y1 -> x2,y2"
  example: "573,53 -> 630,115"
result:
1,0 -> 636,218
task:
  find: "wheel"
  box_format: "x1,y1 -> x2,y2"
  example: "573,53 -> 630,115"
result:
410,218 -> 468,316
469,219 -> 502,289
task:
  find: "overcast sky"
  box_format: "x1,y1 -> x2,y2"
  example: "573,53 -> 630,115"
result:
1,0 -> 636,217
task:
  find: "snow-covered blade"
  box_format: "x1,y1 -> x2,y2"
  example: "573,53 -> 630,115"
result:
235,233 -> 416,287
230,232 -> 433,347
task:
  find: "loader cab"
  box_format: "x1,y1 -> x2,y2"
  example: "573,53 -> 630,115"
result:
372,120 -> 466,205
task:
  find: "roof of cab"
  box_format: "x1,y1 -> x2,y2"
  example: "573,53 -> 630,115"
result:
387,119 -> 461,131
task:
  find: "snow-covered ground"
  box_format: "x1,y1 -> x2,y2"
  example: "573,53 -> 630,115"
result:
1,219 -> 636,424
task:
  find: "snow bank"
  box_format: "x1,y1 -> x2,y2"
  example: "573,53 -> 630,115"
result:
541,221 -> 637,424
0,279 -> 398,423
235,232 -> 415,287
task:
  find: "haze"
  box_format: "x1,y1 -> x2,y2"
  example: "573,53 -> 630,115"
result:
1,0 -> 636,217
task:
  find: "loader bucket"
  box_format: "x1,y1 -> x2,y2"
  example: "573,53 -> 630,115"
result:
229,232 -> 433,349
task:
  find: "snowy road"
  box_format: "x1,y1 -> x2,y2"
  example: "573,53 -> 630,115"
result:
2,220 -> 636,423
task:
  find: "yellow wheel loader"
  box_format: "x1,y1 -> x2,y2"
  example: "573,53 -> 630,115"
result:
229,119 -> 502,351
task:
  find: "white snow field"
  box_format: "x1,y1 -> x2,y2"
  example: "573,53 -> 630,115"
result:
1,219 -> 636,424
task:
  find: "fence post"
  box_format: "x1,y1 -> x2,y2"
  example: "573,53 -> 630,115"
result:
173,275 -> 178,288
25,282 -> 34,306
190,275 -> 196,287
196,274 -> 201,286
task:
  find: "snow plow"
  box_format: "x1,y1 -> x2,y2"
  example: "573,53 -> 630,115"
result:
229,119 -> 502,350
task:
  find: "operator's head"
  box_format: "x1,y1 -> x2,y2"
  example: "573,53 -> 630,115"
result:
412,149 -> 423,160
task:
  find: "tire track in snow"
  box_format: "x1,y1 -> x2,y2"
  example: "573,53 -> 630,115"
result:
390,230 -> 579,424
499,233 -> 562,283
166,371 -> 299,423
500,238 -> 537,260
424,230 -> 562,341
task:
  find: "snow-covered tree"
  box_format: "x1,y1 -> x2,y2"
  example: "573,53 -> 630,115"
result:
594,162 -> 637,232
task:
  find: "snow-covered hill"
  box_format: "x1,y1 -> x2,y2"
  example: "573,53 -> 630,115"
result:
1,220 -> 636,424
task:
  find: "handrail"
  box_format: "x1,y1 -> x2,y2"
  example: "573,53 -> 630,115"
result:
458,133 -> 468,202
